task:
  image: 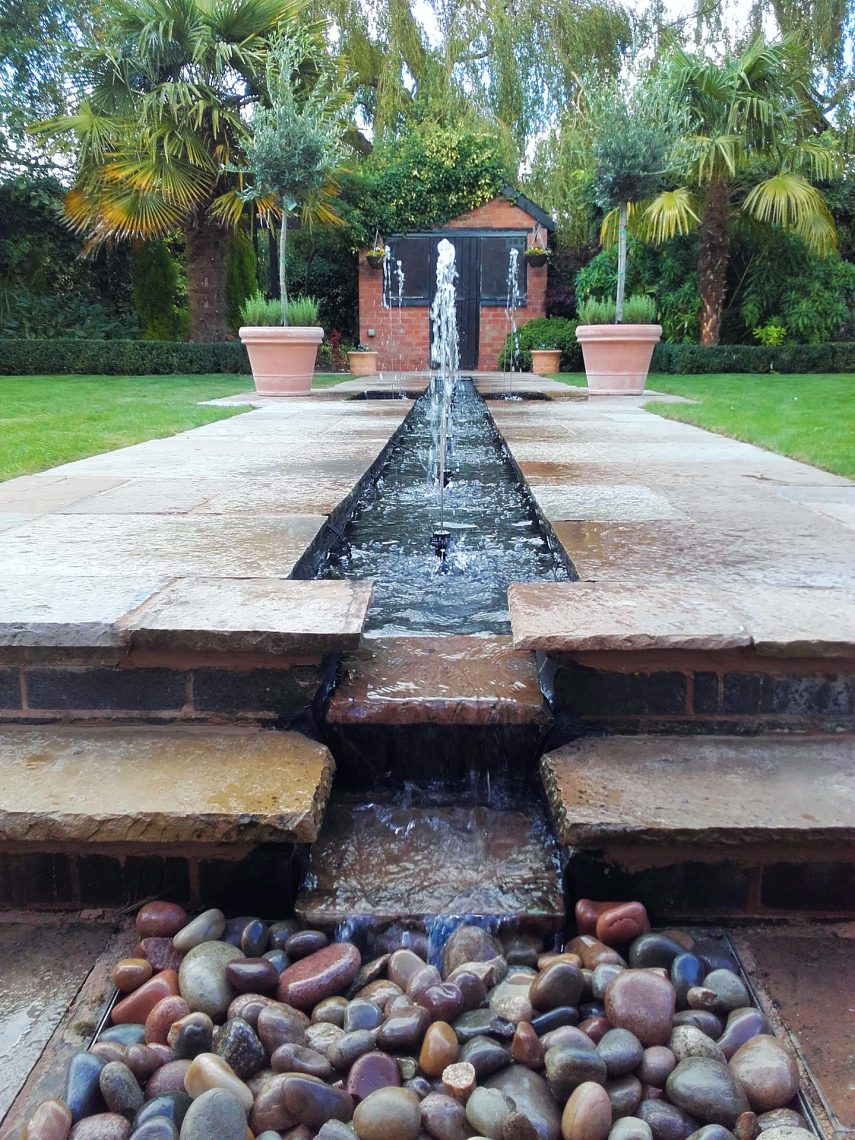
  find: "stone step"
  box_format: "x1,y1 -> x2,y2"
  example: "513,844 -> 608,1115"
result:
540,734 -> 855,921
295,792 -> 565,949
0,724 -> 334,847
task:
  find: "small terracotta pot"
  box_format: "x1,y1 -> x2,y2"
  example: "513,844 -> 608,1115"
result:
575,323 -> 662,394
239,325 -> 324,396
530,349 -> 561,375
348,351 -> 379,376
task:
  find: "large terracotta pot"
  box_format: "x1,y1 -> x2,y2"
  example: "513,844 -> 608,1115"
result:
575,323 -> 662,395
348,350 -> 379,377
239,326 -> 324,396
530,349 -> 561,376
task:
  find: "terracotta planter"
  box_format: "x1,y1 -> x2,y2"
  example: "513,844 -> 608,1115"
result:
348,351 -> 379,376
575,323 -> 662,395
530,349 -> 561,376
239,326 -> 323,396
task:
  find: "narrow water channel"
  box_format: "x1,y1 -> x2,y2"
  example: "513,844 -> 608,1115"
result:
315,379 -> 574,635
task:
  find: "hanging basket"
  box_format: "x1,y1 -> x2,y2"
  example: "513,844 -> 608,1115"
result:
525,249 -> 549,268
365,249 -> 386,269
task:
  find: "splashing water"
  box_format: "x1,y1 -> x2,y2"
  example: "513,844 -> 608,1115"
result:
505,247 -> 522,394
429,238 -> 459,537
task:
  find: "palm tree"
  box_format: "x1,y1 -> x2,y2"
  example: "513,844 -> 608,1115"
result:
31,0 -> 311,341
644,36 -> 839,345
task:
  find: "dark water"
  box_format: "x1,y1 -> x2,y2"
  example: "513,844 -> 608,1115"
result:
317,378 -> 574,635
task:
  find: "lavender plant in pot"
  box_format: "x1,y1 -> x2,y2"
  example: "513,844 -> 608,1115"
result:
575,83 -> 671,394
238,35 -> 347,396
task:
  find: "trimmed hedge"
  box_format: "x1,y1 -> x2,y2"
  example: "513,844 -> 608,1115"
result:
498,317 -> 582,371
0,339 -> 251,376
650,341 -> 855,375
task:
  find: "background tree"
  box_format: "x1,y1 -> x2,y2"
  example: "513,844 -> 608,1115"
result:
31,0 -> 310,341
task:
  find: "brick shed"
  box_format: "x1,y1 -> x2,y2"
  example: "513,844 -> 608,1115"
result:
358,188 -> 554,371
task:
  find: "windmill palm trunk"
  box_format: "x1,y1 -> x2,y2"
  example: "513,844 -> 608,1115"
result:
184,218 -> 229,343
697,182 -> 731,346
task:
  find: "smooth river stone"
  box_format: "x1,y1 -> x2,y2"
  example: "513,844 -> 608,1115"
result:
673,1012 -> 724,1039
606,1076 -> 643,1119
100,1062 -> 145,1120
596,904 -> 651,949
277,943 -> 362,1011
446,968 -> 488,1013
257,1001 -> 308,1051
486,1066 -> 562,1140
454,1009 -> 516,1043
717,1010 -> 772,1061
247,1075 -> 295,1133
145,997 -> 191,1046
605,973 -> 676,1047
130,1120 -> 178,1140
213,1017 -> 267,1079
443,926 -> 504,976
178,1088 -> 246,1140
90,1044 -> 127,1065
145,1061 -> 191,1099
312,996 -> 348,1027
420,1021 -> 459,1076
531,962 -> 585,1011
666,1058 -> 749,1127
490,980 -> 533,1025
460,1035 -> 513,1077
134,1092 -> 191,1130
576,901 -> 630,937
466,1087 -> 516,1139
114,959 -> 154,994
561,1081 -> 613,1140
597,1030 -> 644,1078
628,936 -> 687,971
407,964 -> 442,1002
285,929 -> 328,959
513,1022 -> 545,1069
701,972 -> 750,1014
225,957 -> 279,994
353,1087 -> 420,1140
183,1054 -> 252,1112
137,903 -> 188,940
114,973 -> 180,1026
328,1029 -> 376,1071
23,1098 -> 72,1140
609,1118 -> 653,1140
138,939 -> 184,975
347,1051 -> 401,1100
636,1101 -> 699,1140
668,1027 -> 725,1064
345,999 -> 384,1032
65,1052 -> 107,1122
101,1026 -> 146,1047
546,1042 -> 608,1100
69,1114 -> 130,1140
728,1037 -> 800,1113
756,1110 -> 807,1132
179,943 -> 243,1019
685,1128 -> 737,1140
168,1013 -> 214,1060
387,949 -> 425,991
282,1074 -> 355,1128
305,1021 -> 345,1054
420,1092 -> 470,1140
566,937 -> 625,970
671,957 -> 706,1009
377,1004 -> 431,1050
421,982 -> 465,1022
239,918 -> 269,958
272,1042 -> 333,1078
173,909 -> 225,953
593,964 -> 625,1001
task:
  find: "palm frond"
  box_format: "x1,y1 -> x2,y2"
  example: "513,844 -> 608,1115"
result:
643,188 -> 700,244
743,172 -> 837,254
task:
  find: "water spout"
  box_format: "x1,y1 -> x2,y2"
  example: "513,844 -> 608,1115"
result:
505,247 -> 522,394
430,238 -> 460,536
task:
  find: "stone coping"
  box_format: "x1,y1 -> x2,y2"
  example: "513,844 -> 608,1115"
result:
0,725 -> 335,845
510,582 -> 855,658
540,734 -> 855,847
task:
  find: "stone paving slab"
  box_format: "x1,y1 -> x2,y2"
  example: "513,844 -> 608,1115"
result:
127,578 -> 374,654
540,734 -> 855,846
529,484 -> 684,523
0,725 -> 335,844
0,515 -> 34,533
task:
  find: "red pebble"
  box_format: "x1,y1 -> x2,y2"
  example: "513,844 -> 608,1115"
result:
135,901 -> 188,939
144,994 -> 191,1045
579,1015 -> 611,1043
111,969 -> 179,1025
595,901 -> 651,947
135,937 -> 184,972
145,1059 -> 191,1098
574,899 -> 630,936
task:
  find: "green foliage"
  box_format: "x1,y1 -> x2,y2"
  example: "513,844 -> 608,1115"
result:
577,296 -> 617,323
225,234 -> 258,334
649,342 -> 853,374
622,294 -> 657,323
0,294 -> 133,340
588,80 -> 673,212
133,242 -> 188,341
240,292 -> 283,326
285,296 -> 321,326
498,316 -> 581,370
283,223 -> 357,339
0,339 -> 251,376
343,124 -> 512,246
753,321 -> 787,346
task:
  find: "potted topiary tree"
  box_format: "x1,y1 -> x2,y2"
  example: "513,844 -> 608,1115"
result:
238,35 -> 347,396
575,83 -> 670,394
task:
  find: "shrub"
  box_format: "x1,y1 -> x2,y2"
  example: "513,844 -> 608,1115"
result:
0,293 -> 134,340
498,316 -> 580,370
621,294 -> 657,323
133,241 -> 188,341
239,292 -> 282,326
577,297 -> 616,324
649,342 -> 848,374
0,339 -> 251,376
225,233 -> 258,333
285,295 -> 321,326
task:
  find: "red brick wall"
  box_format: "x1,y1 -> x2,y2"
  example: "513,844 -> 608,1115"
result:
358,198 -> 548,372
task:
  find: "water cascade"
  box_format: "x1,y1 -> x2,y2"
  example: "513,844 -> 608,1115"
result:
429,238 -> 460,560
504,246 -> 522,393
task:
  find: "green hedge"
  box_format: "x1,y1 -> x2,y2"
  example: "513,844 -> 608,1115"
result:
0,339 -> 251,376
499,317 -> 582,371
650,341 -> 855,374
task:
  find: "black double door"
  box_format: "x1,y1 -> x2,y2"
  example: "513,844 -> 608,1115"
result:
429,236 -> 480,370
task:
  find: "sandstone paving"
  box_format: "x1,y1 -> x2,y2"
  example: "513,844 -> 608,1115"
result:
0,725 -> 335,844
0,514 -> 34,533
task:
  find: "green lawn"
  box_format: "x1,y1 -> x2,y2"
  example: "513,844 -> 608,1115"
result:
554,372 -> 855,479
0,372 -> 346,481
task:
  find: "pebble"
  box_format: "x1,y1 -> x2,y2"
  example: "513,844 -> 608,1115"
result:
239,919 -> 269,957
129,1121 -> 178,1140
134,1093 -> 191,1131
419,1092 -> 470,1140
566,937 -> 625,970
533,1007 -> 582,1036
136,903 -> 188,940
665,1059 -> 749,1127
353,1087 -> 421,1139
247,1075 -> 295,1133
636,1099 -> 699,1140
314,996 -> 348,1026
420,982 -> 465,1022
671,957 -> 706,1008
272,1042 -> 333,1078
596,904 -> 651,948
268,920 -> 301,950
545,1042 -> 608,1100
23,1099 -> 73,1140
701,973 -> 750,1014
65,1052 -> 107,1123
606,1075 -> 643,1118
597,1029 -> 644,1078
454,1009 -> 516,1043
593,964 -> 626,1001
668,1028 -> 725,1064
178,1088 -> 246,1140
716,1011 -> 771,1061
376,1004 -> 430,1050
178,942 -> 243,1019
306,1021 -> 345,1053
605,972 -> 676,1047
466,1087 -> 516,1138
168,1013 -> 214,1060
138,939 -> 184,974
257,1001 -> 308,1052
576,901 -> 628,937
531,961 -> 585,1011
145,1061 -> 191,1099
344,999 -> 384,1032
561,1081 -> 612,1140
113,959 -> 154,993
505,1112 -> 541,1140
145,996 -> 191,1046
728,1037 -> 800,1113
277,943 -> 363,1011
629,937 -> 688,971
347,1051 -> 401,1100
443,1061 -> 477,1102
69,1113 -> 131,1140
329,1028 -> 377,1071
90,1043 -> 127,1065
225,958 -> 279,993
173,910 -> 226,953
486,1066 -> 562,1140
113,972 -> 180,1026
443,927 -> 504,976
286,929 -> 329,959
420,1021 -> 459,1076
512,1022 -> 545,1069
753,1130 -> 813,1140
213,1017 -> 267,1079
281,1074 -> 355,1128
99,1062 -> 144,1121
609,1119 -> 653,1140
685,1129 -> 737,1140
756,1111 -> 807,1132
183,1053 -> 253,1112
461,1035 -> 514,1077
